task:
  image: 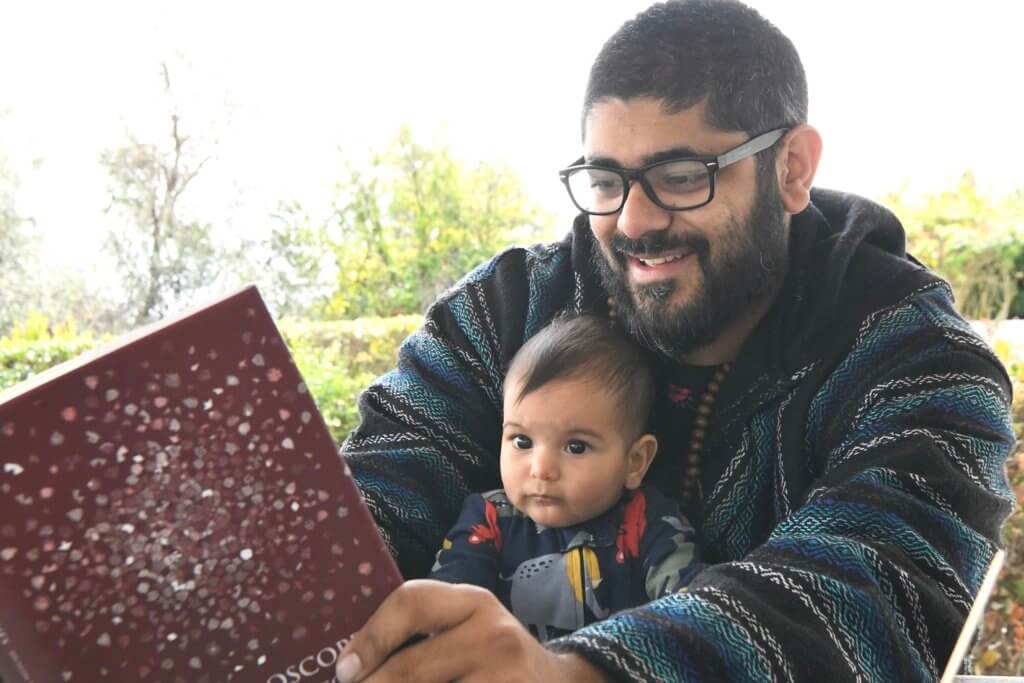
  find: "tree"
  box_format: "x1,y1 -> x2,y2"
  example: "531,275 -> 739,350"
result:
263,200 -> 339,318
0,151 -> 39,334
270,127 -> 551,319
101,63 -> 232,326
884,172 -> 1024,320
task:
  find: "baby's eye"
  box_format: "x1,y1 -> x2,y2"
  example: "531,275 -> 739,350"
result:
512,435 -> 533,450
566,440 -> 590,455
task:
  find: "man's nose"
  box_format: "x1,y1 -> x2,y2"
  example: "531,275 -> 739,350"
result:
617,180 -> 671,241
529,448 -> 559,481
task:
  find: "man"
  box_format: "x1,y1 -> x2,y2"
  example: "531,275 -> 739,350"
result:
335,1 -> 1016,681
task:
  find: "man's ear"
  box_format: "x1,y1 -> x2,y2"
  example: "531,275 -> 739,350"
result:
776,124 -> 823,215
624,434 -> 658,490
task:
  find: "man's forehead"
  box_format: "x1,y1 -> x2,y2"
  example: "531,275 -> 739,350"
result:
582,97 -> 745,163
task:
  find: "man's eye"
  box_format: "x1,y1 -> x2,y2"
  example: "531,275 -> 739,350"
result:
586,173 -> 623,196
512,435 -> 532,449
650,163 -> 709,194
664,173 -> 698,186
659,172 -> 707,191
566,440 -> 589,455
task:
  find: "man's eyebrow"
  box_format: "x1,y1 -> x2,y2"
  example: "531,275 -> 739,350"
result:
587,146 -> 706,169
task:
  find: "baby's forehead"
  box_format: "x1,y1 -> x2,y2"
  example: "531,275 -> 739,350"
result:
502,369 -> 620,403
503,373 -> 631,428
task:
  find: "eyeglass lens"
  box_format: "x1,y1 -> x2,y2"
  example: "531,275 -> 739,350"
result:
565,159 -> 711,213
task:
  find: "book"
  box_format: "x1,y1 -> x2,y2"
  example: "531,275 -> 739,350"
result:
0,286 -> 402,683
940,549 -> 1006,683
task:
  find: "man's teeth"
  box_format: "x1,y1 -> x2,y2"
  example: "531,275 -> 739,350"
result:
638,252 -> 688,266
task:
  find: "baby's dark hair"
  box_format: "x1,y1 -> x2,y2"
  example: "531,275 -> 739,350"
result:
505,314 -> 656,437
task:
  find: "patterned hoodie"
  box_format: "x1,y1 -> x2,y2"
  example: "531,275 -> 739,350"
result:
343,189 -> 1016,682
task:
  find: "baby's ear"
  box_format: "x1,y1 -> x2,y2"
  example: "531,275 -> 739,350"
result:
624,434 -> 658,490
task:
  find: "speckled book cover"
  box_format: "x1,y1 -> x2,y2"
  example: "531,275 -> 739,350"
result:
0,286 -> 402,683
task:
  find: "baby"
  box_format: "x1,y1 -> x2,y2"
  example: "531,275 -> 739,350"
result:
430,314 -> 700,642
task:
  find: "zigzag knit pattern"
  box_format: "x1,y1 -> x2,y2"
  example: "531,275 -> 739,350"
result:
343,223 -> 1016,681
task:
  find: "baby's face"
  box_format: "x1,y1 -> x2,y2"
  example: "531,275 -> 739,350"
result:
499,374 -> 636,528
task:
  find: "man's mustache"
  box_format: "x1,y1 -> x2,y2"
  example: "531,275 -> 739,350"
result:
608,230 -> 710,264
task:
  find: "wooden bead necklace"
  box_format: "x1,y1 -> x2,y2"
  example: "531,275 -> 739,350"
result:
680,362 -> 731,505
605,297 -> 731,504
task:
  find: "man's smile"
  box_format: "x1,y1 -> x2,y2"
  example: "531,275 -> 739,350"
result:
632,249 -> 692,267
623,249 -> 698,284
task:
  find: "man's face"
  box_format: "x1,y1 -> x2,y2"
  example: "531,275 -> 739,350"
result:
584,97 -> 789,359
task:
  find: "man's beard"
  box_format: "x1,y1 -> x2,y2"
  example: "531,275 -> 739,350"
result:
591,173 -> 789,360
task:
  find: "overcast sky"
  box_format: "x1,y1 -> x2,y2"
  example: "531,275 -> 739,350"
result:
1,0 -> 1022,271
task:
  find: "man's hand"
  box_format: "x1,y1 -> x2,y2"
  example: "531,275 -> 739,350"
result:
334,579 -> 610,683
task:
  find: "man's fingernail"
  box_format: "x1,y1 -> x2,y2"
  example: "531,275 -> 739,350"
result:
336,653 -> 362,683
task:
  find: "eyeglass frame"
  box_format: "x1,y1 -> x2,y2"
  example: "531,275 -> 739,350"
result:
558,127 -> 789,215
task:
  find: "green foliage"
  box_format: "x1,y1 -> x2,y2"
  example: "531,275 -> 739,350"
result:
4,309 -> 1024,673
99,65 -> 255,331
0,313 -> 421,444
0,151 -> 40,334
972,331 -> 1024,675
2,310 -> 82,345
279,315 -> 421,440
0,312 -> 99,388
885,173 -> 1024,320
270,126 -> 551,318
101,126 -> 220,327
264,201 -> 338,317
0,341 -> 97,391
0,342 -> 96,388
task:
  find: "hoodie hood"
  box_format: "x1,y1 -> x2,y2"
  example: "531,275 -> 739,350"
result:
772,188 -> 938,375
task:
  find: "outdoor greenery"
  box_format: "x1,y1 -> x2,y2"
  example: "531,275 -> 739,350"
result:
1,113 -> 1023,672
279,316 -> 421,440
0,315 -> 419,445
884,173 -> 1024,320
0,151 -> 39,332
268,126 -> 550,320
99,65 -> 255,328
1,312 -> 1022,673
974,337 -> 1024,675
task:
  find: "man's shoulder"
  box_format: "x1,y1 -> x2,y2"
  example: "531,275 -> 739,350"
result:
774,193 -> 999,379
414,229 -> 603,360
433,237 -> 574,306
795,199 -> 966,356
839,254 -> 987,354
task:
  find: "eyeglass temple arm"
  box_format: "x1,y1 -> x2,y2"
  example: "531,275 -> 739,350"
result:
717,128 -> 788,169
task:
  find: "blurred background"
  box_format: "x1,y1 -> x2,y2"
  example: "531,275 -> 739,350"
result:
1,0 -> 1021,672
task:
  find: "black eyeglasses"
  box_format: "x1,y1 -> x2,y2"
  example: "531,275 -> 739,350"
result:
558,128 -> 788,215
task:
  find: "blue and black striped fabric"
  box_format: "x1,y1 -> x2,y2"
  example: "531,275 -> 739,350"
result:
342,189 -> 1016,682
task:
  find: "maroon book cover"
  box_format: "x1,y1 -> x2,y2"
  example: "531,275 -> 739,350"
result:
0,286 -> 401,683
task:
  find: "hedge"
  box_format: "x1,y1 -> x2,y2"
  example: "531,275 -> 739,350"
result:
277,316 -> 421,441
0,338 -> 99,389
3,316 -> 1023,674
0,316 -> 422,445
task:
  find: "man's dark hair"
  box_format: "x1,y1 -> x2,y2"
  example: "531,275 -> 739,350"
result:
506,314 -> 656,437
584,0 -> 807,176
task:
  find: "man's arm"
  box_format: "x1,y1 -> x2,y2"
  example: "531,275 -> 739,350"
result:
548,297 -> 1016,681
343,242 -> 576,578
